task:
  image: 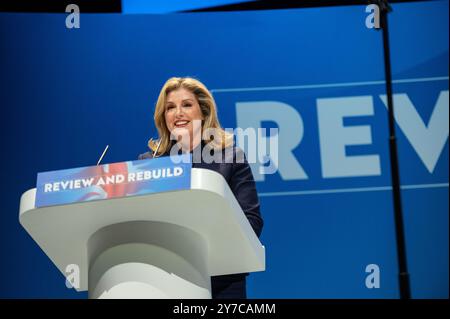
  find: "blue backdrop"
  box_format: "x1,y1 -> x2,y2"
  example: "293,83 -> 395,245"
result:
0,1 -> 448,298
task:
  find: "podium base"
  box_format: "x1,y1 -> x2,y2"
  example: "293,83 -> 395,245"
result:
88,221 -> 211,299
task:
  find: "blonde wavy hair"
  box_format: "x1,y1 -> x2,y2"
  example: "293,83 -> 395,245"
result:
148,77 -> 233,156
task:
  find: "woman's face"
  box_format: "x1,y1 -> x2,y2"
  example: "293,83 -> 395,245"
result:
164,88 -> 204,147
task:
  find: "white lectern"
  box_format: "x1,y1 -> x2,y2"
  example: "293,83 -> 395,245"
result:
19,168 -> 265,298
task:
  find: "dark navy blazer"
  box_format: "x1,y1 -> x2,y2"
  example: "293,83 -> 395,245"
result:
138,144 -> 264,238
138,142 -> 264,298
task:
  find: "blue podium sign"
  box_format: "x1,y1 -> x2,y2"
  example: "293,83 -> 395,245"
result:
35,154 -> 192,208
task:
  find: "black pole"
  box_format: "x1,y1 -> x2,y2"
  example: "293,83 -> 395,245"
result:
375,0 -> 411,299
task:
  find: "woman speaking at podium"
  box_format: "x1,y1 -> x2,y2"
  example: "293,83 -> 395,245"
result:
139,77 -> 263,299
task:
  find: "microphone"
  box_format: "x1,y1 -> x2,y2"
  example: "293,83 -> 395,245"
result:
153,139 -> 162,158
149,138 -> 162,158
97,145 -> 109,165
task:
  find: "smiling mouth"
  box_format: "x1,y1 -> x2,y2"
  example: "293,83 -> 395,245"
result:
174,120 -> 190,128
